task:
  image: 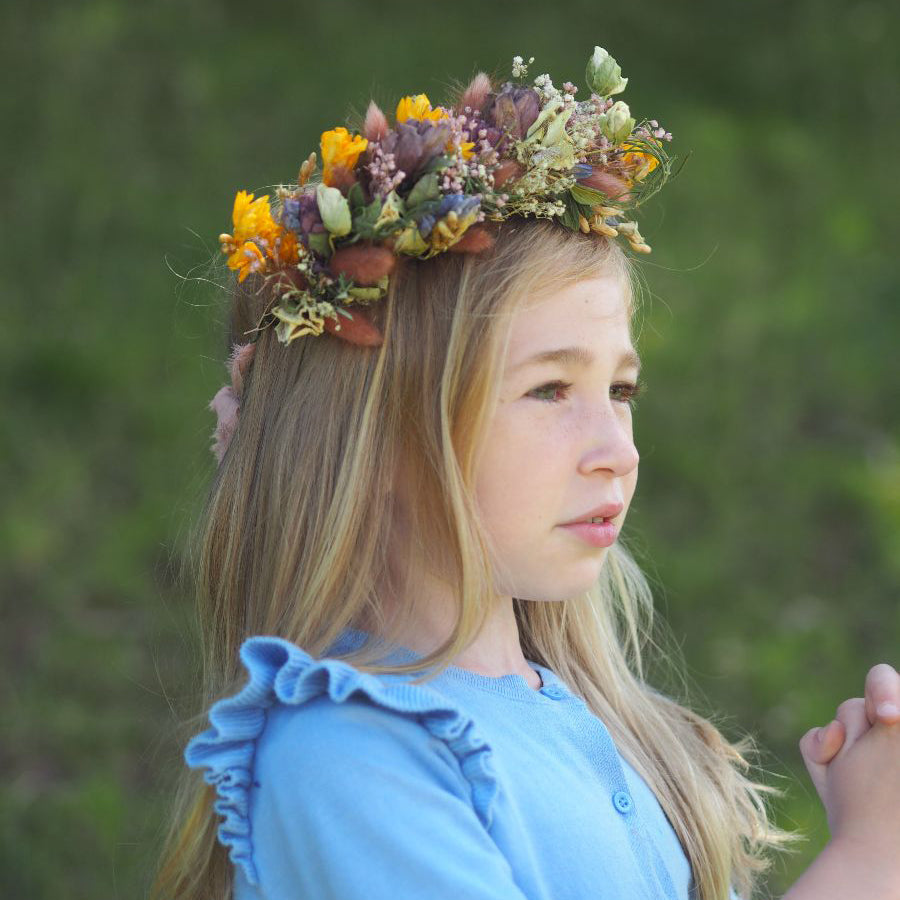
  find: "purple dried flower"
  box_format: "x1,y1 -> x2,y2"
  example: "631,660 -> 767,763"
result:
482,85 -> 541,143
281,198 -> 302,232
417,194 -> 481,237
573,163 -> 593,180
380,120 -> 453,186
281,191 -> 325,239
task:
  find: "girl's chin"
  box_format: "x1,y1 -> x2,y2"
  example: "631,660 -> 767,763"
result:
515,560 -> 610,602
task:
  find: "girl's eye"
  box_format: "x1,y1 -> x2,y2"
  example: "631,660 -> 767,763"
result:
527,380 -> 573,403
611,380 -> 644,408
527,380 -> 645,406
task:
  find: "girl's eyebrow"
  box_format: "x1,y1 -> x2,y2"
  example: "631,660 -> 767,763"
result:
511,345 -> 642,374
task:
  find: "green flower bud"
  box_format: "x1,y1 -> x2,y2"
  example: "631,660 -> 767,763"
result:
520,97 -> 576,170
316,183 -> 352,237
374,190 -> 405,230
393,224 -> 428,256
585,46 -> 628,97
600,101 -> 634,144
523,97 -> 564,144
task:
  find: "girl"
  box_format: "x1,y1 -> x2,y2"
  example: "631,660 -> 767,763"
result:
152,47 -> 900,900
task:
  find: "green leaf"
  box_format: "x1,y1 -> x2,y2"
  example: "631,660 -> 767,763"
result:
570,184 -> 611,206
346,182 -> 366,211
306,231 -> 331,257
352,197 -> 384,238
585,46 -> 628,98
559,193 -> 588,231
405,198 -> 443,226
423,153 -> 455,175
406,172 -> 440,208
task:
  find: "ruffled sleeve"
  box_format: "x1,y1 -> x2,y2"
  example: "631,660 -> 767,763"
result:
184,636 -> 510,894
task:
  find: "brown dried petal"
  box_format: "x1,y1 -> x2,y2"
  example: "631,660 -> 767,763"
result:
493,160 -> 525,189
580,170 -> 632,202
488,92 -> 521,138
514,89 -> 541,136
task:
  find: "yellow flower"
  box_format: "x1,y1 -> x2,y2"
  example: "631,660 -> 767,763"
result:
228,240 -> 267,283
320,127 -> 368,187
230,190 -> 279,245
427,207 -> 480,255
454,139 -> 476,160
220,190 -> 299,282
621,141 -> 660,182
395,94 -> 448,123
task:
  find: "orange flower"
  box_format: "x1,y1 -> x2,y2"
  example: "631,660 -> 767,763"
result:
273,230 -> 299,268
395,94 -> 448,124
220,190 -> 298,282
227,240 -> 267,283
230,190 -> 279,244
320,127 -> 368,187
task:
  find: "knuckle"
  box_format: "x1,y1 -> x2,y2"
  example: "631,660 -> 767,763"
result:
836,697 -> 864,717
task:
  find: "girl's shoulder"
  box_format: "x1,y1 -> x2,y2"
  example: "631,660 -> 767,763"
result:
184,634 -> 499,887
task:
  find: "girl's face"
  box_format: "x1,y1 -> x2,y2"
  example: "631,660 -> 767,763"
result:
474,274 -> 641,601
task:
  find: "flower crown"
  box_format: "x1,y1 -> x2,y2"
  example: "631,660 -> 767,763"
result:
218,45 -> 674,348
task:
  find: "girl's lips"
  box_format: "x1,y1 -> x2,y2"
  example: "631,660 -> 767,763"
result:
558,520 -> 618,548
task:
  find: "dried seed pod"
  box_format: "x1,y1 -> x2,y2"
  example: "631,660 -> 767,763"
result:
364,101 -> 389,141
324,306 -> 384,347
329,244 -> 396,285
590,218 -> 618,238
579,170 -> 632,202
493,160 -> 525,189
460,72 -> 493,112
447,224 -> 495,254
298,152 -> 317,187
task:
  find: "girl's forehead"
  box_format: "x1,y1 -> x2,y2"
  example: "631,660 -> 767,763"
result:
506,276 -> 631,346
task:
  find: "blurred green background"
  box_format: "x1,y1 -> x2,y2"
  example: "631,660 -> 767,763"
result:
3,0 -> 898,897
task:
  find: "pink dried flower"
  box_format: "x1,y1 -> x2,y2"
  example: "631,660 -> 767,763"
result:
364,101 -> 390,141
460,72 -> 493,112
209,342 -> 257,464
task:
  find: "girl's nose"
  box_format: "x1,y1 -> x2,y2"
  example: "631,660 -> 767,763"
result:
578,413 -> 640,478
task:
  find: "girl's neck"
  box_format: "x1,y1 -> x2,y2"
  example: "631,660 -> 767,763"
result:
360,592 -> 541,688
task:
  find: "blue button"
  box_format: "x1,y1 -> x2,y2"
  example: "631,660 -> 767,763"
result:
541,685 -> 564,699
612,790 -> 633,814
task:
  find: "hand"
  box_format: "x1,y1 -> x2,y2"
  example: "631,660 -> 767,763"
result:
799,663 -> 900,827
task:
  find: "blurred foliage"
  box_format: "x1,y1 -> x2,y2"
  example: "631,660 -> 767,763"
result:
2,0 -> 898,897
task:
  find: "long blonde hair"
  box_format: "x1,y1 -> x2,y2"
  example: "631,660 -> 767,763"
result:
151,219 -> 798,900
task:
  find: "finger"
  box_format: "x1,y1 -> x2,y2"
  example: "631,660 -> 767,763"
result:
834,697 -> 872,754
800,719 -> 845,766
863,663 -> 900,726
816,719 -> 845,762
799,719 -> 846,799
